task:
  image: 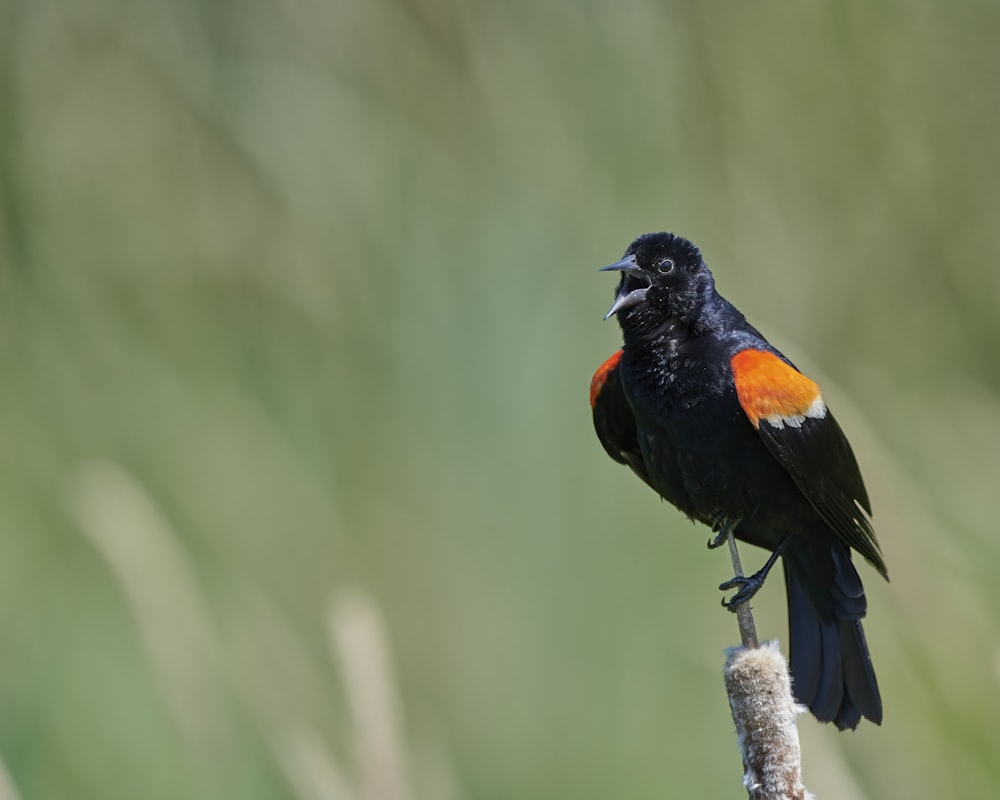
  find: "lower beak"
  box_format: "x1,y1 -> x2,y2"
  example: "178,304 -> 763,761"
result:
604,286 -> 649,319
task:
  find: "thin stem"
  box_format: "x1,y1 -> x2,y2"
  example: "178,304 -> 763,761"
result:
726,529 -> 759,649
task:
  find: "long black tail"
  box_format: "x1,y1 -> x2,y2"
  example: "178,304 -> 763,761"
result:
782,531 -> 882,730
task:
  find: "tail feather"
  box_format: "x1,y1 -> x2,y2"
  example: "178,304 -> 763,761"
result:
840,617 -> 882,725
783,533 -> 882,730
806,618 -> 845,723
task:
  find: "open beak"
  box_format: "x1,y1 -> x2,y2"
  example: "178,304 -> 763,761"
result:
599,254 -> 649,319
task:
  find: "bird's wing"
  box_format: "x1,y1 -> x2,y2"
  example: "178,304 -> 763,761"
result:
730,348 -> 886,577
591,350 -> 652,487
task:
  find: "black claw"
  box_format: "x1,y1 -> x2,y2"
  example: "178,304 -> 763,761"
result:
706,516 -> 738,549
721,596 -> 743,611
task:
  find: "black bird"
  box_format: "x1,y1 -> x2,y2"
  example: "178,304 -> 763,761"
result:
590,231 -> 887,729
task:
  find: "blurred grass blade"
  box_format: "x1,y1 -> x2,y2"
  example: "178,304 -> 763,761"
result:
70,460 -> 220,742
0,757 -> 23,800
328,588 -> 411,800
272,726 -> 358,800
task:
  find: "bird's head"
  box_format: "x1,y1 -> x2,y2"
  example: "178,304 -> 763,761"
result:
600,232 -> 715,333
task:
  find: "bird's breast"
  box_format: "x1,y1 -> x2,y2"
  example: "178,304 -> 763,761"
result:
621,344 -> 797,523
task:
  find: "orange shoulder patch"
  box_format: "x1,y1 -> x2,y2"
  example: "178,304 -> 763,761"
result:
590,350 -> 623,408
731,349 -> 826,429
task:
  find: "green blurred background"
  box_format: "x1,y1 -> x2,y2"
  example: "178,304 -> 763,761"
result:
2,0 -> 999,797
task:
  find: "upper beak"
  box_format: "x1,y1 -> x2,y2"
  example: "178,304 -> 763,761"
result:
599,254 -> 649,319
598,254 -> 641,274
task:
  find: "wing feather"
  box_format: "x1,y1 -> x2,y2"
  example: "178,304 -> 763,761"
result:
731,349 -> 886,577
591,351 -> 651,487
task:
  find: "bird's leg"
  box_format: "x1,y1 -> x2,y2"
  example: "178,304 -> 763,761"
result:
719,535 -> 790,611
707,514 -> 738,549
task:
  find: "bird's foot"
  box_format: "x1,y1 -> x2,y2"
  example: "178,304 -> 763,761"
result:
707,530 -> 728,549
719,574 -> 763,611
717,534 -> 789,612
706,515 -> 739,549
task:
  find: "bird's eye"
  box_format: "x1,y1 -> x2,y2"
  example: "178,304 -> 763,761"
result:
657,259 -> 674,274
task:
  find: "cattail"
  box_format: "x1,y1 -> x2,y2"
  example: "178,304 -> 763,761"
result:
723,529 -> 811,800
725,642 -> 812,800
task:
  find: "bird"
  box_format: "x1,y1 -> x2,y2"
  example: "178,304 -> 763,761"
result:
590,231 -> 887,730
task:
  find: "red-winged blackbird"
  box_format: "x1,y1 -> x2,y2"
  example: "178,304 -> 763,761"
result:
591,231 -> 887,730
